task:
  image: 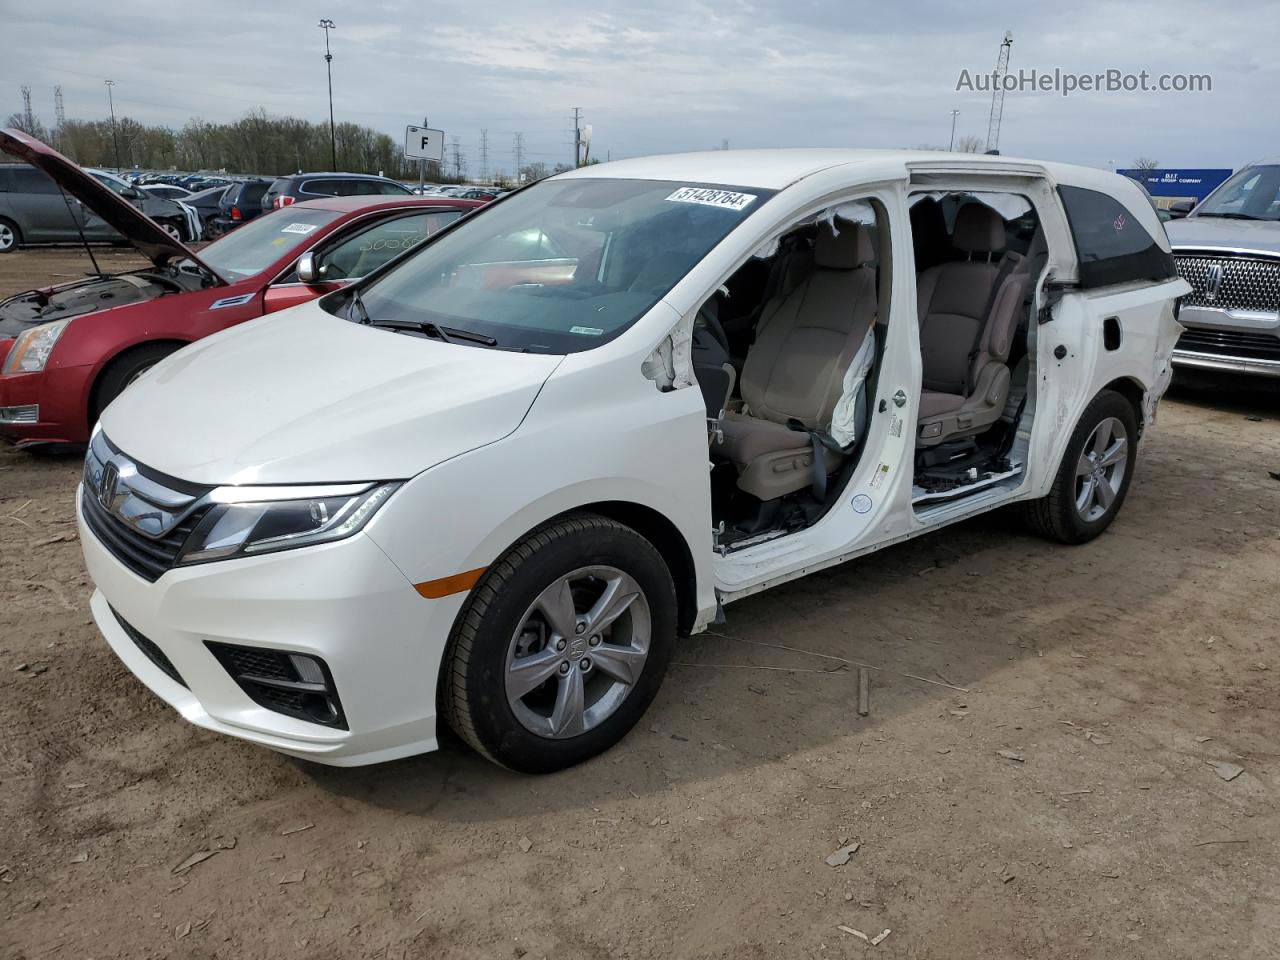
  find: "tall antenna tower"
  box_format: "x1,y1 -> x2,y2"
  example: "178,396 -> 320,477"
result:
985,30 -> 1013,154
54,86 -> 66,132
478,129 -> 489,182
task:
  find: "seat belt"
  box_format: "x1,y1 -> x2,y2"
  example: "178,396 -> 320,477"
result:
963,252 -> 1020,397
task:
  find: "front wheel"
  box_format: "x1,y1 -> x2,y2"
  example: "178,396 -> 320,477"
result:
91,343 -> 180,423
1024,389 -> 1139,544
441,514 -> 677,773
0,217 -> 20,253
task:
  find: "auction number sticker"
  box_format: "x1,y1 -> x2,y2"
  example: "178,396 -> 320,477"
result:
281,222 -> 320,235
666,187 -> 757,211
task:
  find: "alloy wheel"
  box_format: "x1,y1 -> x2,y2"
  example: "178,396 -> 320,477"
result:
0,223 -> 15,251
1075,416 -> 1129,522
505,565 -> 651,740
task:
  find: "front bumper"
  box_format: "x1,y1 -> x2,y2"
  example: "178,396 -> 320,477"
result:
1172,348 -> 1280,378
0,368 -> 86,445
78,490 -> 465,766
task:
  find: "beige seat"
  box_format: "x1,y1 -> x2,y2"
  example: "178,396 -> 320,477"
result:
916,204 -> 1029,447
714,219 -> 877,500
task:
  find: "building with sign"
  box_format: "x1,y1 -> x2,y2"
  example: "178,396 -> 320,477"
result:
1116,168 -> 1233,209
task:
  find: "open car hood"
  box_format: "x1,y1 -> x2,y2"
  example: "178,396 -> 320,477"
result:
0,128 -> 224,282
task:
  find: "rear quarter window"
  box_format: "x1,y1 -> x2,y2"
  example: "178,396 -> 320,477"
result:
1058,184 -> 1176,289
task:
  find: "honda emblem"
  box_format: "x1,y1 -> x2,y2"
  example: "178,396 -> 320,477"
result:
97,461 -> 120,511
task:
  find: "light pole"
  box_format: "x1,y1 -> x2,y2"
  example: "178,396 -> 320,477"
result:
104,79 -> 122,171
948,109 -> 960,151
318,18 -> 337,170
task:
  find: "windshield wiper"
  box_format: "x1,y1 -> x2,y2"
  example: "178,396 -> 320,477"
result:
364,317 -> 498,346
347,286 -> 372,324
1198,212 -> 1266,220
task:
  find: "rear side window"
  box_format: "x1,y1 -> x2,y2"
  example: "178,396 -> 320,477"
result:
301,178 -> 344,197
1058,184 -> 1176,289
7,167 -> 58,194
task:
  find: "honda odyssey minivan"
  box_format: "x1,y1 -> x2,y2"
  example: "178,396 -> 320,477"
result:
80,149 -> 1187,773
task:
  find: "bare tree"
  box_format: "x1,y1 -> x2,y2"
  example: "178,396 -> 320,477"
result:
955,135 -> 983,154
1133,157 -> 1160,171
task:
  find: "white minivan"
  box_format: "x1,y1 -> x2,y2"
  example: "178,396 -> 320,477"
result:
79,150 -> 1188,772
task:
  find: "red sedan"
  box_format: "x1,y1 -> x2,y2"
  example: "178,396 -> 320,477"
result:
0,129 -> 483,447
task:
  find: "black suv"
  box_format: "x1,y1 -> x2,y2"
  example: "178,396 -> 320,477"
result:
211,179 -> 272,235
261,173 -> 411,211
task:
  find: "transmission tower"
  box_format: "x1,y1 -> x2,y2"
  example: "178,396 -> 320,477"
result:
985,30 -> 1013,154
512,132 -> 525,179
54,86 -> 65,133
448,135 -> 466,181
20,85 -> 35,132
478,129 -> 489,182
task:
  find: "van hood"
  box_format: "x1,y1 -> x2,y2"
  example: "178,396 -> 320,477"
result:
1,127 -> 222,278
99,300 -> 563,485
1165,215 -> 1280,256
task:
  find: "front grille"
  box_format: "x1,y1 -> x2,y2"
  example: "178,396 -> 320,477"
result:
81,434 -> 213,583
206,642 -> 347,729
111,606 -> 187,688
1175,254 -> 1280,312
1176,327 -> 1280,362
82,487 -> 210,582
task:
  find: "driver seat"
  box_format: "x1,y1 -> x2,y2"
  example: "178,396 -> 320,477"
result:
713,219 -> 877,500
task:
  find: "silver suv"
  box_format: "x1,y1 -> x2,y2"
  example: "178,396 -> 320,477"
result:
1166,162 -> 1280,376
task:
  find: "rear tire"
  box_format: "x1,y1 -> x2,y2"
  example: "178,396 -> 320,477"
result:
1024,389 -> 1139,544
441,514 -> 677,773
91,343 -> 181,423
0,217 -> 20,253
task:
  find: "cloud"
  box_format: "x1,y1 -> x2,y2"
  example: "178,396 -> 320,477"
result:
2,0 -> 1276,173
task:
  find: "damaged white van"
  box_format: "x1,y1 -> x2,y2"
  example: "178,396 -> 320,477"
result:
80,150 -> 1188,772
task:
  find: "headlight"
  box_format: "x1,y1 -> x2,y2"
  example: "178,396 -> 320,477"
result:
176,482 -> 399,565
2,320 -> 70,374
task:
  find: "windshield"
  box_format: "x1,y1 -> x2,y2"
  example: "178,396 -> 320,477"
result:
347,178 -> 772,353
197,207 -> 341,281
1197,165 -> 1280,221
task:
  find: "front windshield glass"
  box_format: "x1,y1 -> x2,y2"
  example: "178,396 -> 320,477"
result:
197,207 -> 341,280
1197,165 -> 1280,221
348,178 -> 773,353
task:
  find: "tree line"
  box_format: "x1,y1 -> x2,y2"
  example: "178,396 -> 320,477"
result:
4,106 -> 456,181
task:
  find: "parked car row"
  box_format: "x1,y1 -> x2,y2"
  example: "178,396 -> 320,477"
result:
0,161 -> 204,249
0,128 -> 482,444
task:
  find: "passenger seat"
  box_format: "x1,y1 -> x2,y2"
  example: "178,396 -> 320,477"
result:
713,218 -> 877,500
916,204 -> 1029,446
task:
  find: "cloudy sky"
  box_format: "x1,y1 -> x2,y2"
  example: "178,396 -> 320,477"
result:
1,0 -> 1275,175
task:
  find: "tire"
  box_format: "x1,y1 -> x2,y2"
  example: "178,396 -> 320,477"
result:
91,343 -> 181,423
1024,389 -> 1139,544
441,514 -> 677,773
158,220 -> 185,242
0,217 -> 20,253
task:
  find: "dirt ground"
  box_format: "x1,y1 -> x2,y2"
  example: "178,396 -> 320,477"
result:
2,248 -> 1279,960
